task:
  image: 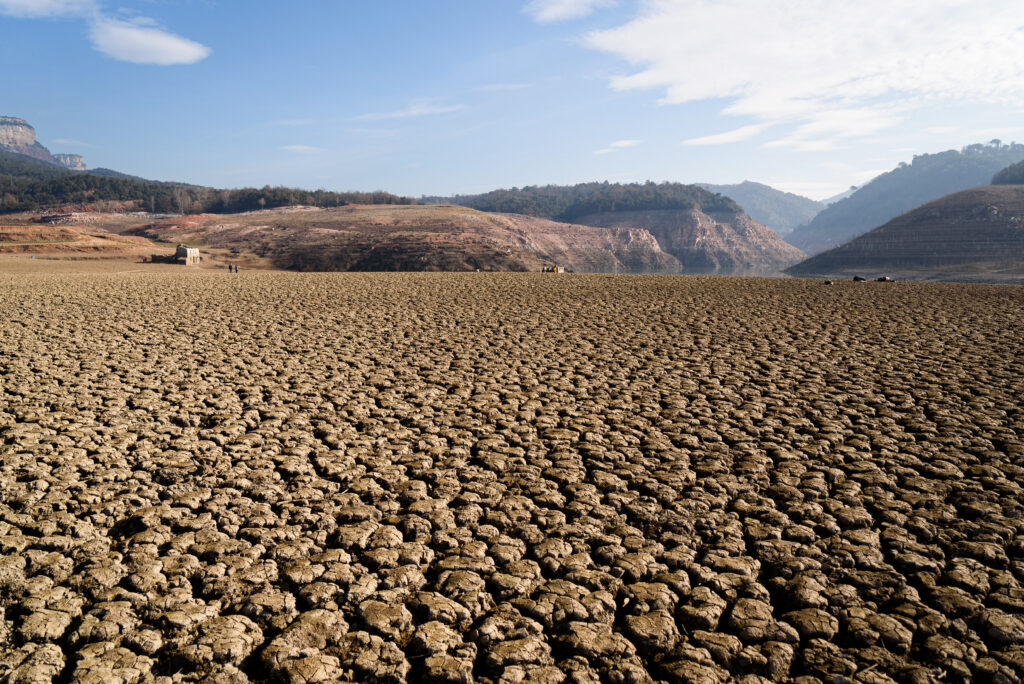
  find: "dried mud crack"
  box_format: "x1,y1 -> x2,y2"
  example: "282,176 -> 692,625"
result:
1,272 -> 1023,683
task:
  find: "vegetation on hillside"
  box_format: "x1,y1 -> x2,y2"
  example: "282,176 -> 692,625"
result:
696,181 -> 823,235
425,181 -> 740,222
0,149 -> 412,214
787,141 -> 1024,254
993,159 -> 1024,185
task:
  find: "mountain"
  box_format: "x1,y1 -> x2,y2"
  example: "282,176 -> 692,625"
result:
573,208 -> 806,275
822,187 -> 857,205
129,204 -> 683,273
696,181 -> 823,235
429,181 -> 803,274
993,160 -> 1024,185
786,142 -> 1024,255
0,116 -> 86,169
786,185 -> 1024,282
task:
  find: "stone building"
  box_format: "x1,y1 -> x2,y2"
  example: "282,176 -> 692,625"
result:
150,244 -> 201,265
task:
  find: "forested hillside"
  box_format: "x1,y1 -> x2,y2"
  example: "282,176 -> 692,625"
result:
787,142 -> 1024,254
428,181 -> 740,221
696,181 -> 823,235
0,149 -> 412,214
993,160 -> 1024,185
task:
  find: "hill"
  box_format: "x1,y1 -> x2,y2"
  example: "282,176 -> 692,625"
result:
128,204 -> 683,273
786,185 -> 1024,282
431,181 -> 740,220
0,148 -> 412,214
787,142 -> 1024,255
428,181 -> 802,273
696,181 -> 823,235
0,223 -> 153,256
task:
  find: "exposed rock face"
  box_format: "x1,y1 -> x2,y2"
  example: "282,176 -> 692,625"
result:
0,116 -> 87,168
53,154 -> 87,171
132,205 -> 684,273
573,208 -> 806,275
786,185 -> 1024,282
0,116 -> 54,163
0,117 -> 35,147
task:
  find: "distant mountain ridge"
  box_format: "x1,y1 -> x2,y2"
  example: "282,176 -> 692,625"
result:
786,185 -> 1024,282
696,181 -> 823,235
787,142 -> 1024,255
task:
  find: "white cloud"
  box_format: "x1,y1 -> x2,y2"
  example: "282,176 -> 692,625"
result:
88,17 -> 210,65
585,0 -> 1024,149
0,0 -> 94,17
525,0 -> 614,23
2,1 -> 210,66
684,123 -> 768,146
594,139 -> 641,154
354,100 -> 465,121
281,145 -> 321,153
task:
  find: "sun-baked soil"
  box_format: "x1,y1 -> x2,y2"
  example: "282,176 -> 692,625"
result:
0,270 -> 1022,683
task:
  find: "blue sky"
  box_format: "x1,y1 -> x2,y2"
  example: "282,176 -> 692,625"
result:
4,0 -> 1024,200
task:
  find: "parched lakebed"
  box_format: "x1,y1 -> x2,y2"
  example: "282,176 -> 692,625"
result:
1,271 -> 1023,683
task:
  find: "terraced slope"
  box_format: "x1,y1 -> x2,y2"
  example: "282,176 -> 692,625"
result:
1,272 -> 1022,682
787,185 -> 1024,282
131,205 -> 682,273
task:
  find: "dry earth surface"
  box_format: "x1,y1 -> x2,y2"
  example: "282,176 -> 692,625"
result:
128,206 -> 681,274
1,267 -> 1023,683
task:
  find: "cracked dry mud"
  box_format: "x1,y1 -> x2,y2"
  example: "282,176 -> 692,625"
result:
1,271 -> 1023,684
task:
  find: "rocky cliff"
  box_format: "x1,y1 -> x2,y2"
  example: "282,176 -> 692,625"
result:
0,116 -> 55,163
786,185 -> 1024,282
0,116 -> 86,168
53,153 -> 87,171
572,208 -> 806,274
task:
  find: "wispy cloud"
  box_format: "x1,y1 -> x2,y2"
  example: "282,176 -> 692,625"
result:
585,0 -> 1024,149
684,123 -> 768,146
51,138 -> 92,147
595,138 -> 641,154
89,17 -> 210,65
0,0 -> 93,17
354,100 -> 465,121
281,145 -> 322,153
525,0 -> 614,23
0,0 -> 210,65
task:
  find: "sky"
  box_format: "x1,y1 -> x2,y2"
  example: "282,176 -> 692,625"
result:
3,0 -> 1024,200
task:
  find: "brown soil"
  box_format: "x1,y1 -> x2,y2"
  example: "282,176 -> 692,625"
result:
130,205 -> 683,273
0,270 -> 1022,682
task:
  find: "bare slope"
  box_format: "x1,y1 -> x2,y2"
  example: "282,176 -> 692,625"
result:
0,223 -> 152,256
130,204 -> 682,273
787,185 -> 1024,282
573,208 -> 806,275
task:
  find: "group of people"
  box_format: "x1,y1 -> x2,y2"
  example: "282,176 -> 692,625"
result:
226,263 -> 240,273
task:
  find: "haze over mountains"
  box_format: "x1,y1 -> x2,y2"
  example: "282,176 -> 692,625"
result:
787,143 -> 1024,255
787,185 -> 1024,282
2,115 -> 1023,280
696,181 -> 824,236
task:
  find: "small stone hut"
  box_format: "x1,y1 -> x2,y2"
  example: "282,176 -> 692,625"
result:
150,244 -> 201,265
